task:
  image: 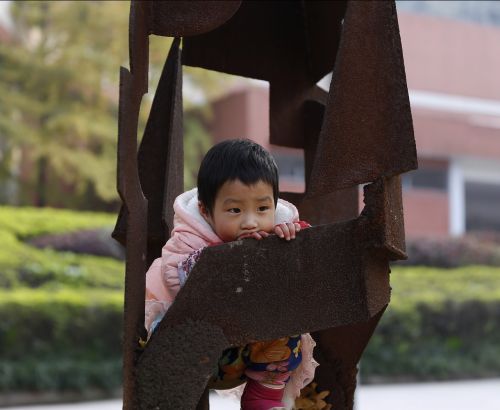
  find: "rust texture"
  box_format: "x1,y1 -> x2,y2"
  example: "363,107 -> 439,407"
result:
307,1 -> 417,196
183,1 -> 347,148
150,1 -> 242,37
114,0 -> 417,409
114,38 -> 183,267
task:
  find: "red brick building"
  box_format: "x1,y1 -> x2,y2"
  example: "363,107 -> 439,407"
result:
207,12 -> 500,239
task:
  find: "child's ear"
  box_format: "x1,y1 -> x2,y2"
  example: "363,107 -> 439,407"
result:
198,201 -> 210,221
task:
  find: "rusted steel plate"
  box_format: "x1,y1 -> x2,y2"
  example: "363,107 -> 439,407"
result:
307,0 -> 417,196
279,96 -> 360,226
183,1 -> 310,81
182,1 -> 345,148
118,2 -> 414,409
114,39 -> 183,265
129,1 -> 150,95
280,188 -> 359,228
160,40 -> 184,249
301,1 -> 347,83
269,82 -> 328,148
112,1 -> 151,247
151,1 -> 241,37
162,223 -> 371,342
359,176 -> 407,261
136,320 -> 228,409
136,230 -> 383,408
136,38 -> 183,266
312,308 -> 386,409
116,67 -> 149,410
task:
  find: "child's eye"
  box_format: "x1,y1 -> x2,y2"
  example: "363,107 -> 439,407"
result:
258,206 -> 270,212
228,208 -> 241,214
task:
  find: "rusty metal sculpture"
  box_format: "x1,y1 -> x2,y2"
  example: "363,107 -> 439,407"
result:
113,1 -> 417,409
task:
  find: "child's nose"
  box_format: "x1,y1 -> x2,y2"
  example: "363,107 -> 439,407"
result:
241,214 -> 258,230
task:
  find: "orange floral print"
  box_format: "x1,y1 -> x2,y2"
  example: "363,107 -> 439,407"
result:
249,338 -> 292,363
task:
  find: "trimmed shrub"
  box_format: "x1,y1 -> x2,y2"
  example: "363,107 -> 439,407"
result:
361,266 -> 500,382
0,289 -> 123,360
0,289 -> 123,392
0,206 -> 116,240
0,207 -> 126,393
403,234 -> 500,267
1,206 -> 499,390
0,359 -> 122,392
28,228 -> 125,260
0,206 -> 124,290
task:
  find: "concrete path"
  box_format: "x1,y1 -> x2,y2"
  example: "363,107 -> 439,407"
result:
3,379 -> 499,410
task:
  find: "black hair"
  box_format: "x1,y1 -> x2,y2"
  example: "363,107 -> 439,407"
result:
197,139 -> 279,215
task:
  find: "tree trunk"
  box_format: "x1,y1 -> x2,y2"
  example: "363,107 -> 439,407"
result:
36,155 -> 48,207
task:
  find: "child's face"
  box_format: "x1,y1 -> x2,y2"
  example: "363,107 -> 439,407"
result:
199,179 -> 275,242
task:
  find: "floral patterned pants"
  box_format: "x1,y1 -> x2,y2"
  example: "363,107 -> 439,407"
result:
215,335 -> 302,386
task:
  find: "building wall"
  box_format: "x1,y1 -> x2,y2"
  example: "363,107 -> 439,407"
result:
399,12 -> 500,99
413,111 -> 500,160
210,86 -> 271,150
403,189 -> 449,239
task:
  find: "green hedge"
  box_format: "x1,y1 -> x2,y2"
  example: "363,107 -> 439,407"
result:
0,206 -> 125,393
0,359 -> 122,392
1,269 -> 498,391
0,206 -> 116,239
0,207 -> 123,290
361,266 -> 500,382
0,289 -> 123,392
0,289 -> 123,359
1,206 -> 499,391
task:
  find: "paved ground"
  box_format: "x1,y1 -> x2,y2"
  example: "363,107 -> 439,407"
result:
3,379 -> 499,410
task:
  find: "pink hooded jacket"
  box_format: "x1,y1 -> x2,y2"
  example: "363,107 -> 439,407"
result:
144,188 -> 318,402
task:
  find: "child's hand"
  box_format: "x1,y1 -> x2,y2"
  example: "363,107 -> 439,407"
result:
238,222 -> 302,241
274,222 -> 301,241
240,231 -> 271,240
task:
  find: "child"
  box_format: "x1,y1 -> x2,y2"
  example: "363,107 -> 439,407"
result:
144,139 -> 317,410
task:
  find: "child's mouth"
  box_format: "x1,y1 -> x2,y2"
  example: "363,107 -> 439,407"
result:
237,232 -> 255,240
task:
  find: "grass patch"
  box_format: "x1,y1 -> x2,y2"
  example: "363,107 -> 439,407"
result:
0,206 -> 116,239
0,206 -> 123,290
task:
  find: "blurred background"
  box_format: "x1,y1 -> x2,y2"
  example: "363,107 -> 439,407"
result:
0,1 -> 499,409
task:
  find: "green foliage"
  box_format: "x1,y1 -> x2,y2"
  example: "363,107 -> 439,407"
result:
0,289 -> 123,360
183,113 -> 213,190
0,206 -> 124,392
0,359 -> 122,393
0,2 -> 129,208
0,206 -> 123,290
2,207 -> 499,391
0,205 -> 116,238
0,2 -> 233,211
0,289 -> 124,393
391,265 -> 500,304
0,289 -> 123,392
361,265 -> 500,382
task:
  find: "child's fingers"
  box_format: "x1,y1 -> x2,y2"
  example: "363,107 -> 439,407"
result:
249,231 -> 270,240
274,225 -> 284,238
294,222 -> 301,232
251,231 -> 263,240
287,222 -> 296,239
279,223 -> 291,240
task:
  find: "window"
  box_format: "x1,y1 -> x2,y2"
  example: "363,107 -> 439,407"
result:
272,151 -> 305,183
402,165 -> 448,191
465,182 -> 500,232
